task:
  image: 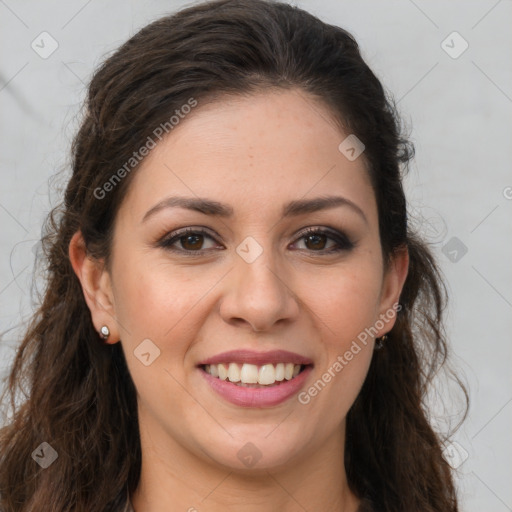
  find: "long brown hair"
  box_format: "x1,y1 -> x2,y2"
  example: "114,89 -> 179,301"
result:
0,1 -> 468,510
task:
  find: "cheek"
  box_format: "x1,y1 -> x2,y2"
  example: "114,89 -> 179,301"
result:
298,253 -> 381,406
299,265 -> 379,422
112,255 -> 216,343
306,259 -> 383,345
300,342 -> 373,435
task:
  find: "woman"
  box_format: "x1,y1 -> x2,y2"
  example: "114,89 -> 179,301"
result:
0,0 -> 468,510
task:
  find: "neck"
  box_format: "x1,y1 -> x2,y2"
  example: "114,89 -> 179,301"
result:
131,414 -> 361,512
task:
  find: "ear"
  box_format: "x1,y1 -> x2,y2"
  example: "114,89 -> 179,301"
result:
375,244 -> 409,337
68,230 -> 119,344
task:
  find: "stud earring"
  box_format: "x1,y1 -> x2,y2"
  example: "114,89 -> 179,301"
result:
99,325 -> 110,341
374,334 -> 388,350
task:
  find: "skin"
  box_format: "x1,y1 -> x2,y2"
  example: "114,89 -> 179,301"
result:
70,88 -> 409,512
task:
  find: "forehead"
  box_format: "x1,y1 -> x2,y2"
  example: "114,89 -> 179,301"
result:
118,89 -> 377,224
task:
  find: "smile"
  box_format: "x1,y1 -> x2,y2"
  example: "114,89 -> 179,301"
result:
202,362 -> 305,386
197,349 -> 314,407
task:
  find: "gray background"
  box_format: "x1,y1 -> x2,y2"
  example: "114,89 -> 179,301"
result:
1,1 -> 511,510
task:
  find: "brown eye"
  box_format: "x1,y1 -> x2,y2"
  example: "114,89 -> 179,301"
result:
158,228 -> 220,254
180,233 -> 204,250
292,227 -> 355,253
304,232 -> 328,250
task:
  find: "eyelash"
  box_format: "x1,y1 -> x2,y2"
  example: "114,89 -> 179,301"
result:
157,226 -> 355,256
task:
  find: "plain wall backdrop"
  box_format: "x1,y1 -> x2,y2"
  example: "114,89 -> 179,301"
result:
1,1 -> 511,510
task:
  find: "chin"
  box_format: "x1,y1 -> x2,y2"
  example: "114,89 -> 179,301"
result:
196,427 -> 309,472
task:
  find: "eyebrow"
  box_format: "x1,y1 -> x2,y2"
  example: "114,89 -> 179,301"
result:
142,195 -> 368,225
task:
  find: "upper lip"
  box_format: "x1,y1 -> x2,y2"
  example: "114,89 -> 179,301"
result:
197,349 -> 314,367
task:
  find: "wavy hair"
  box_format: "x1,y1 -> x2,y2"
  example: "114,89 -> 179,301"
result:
0,1 -> 468,510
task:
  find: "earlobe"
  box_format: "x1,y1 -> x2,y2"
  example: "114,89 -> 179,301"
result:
68,231 -> 119,343
377,245 -> 409,335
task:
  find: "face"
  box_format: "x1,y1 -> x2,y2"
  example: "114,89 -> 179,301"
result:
84,89 -> 407,473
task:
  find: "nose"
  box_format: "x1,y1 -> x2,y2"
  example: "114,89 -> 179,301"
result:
219,250 -> 300,333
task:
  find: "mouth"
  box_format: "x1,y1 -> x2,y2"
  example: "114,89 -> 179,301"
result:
197,350 -> 314,407
200,362 -> 309,387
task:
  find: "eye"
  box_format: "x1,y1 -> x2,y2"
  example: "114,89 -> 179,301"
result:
291,227 -> 355,253
157,227 -> 221,254
157,226 -> 355,256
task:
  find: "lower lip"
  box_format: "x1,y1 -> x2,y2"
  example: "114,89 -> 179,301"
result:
200,366 -> 313,407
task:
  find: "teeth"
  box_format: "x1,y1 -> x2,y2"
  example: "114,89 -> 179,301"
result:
258,364 -> 275,385
218,363 -> 228,381
204,362 -> 304,385
275,363 -> 285,381
227,362 -> 241,382
240,363 -> 259,384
